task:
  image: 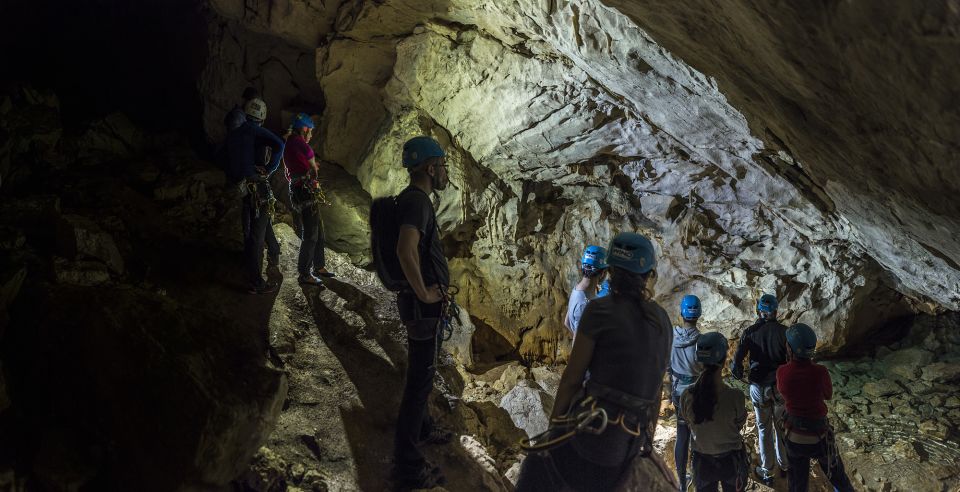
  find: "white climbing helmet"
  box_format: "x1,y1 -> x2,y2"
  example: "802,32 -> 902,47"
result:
244,98 -> 267,123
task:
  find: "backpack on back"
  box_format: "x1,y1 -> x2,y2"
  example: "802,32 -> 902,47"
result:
370,188 -> 416,291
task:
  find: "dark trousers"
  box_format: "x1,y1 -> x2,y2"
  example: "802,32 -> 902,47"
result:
241,196 -> 273,288
291,187 -> 325,275
515,441 -> 625,492
691,449 -> 747,492
675,416 -> 691,489
394,321 -> 439,476
786,438 -> 854,492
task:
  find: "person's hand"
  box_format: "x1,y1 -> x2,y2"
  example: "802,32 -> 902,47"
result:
417,284 -> 444,304
255,166 -> 267,175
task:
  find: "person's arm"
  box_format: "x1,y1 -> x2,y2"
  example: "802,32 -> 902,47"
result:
730,331 -> 750,380
255,125 -> 284,174
551,332 -> 595,419
735,390 -> 748,429
821,366 -> 833,401
397,225 -> 441,304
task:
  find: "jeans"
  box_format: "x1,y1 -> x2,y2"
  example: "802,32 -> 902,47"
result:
672,396 -> 691,489
691,449 -> 747,492
241,195 -> 274,288
291,187 -> 325,275
786,438 -> 854,492
394,322 -> 439,477
749,383 -> 786,471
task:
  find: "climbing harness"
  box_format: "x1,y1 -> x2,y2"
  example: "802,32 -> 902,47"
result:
240,176 -> 276,219
289,174 -> 331,211
781,413 -> 840,479
439,285 -> 462,343
520,381 -> 656,456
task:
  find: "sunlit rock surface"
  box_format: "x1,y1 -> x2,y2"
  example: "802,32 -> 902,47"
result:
200,0 -> 960,360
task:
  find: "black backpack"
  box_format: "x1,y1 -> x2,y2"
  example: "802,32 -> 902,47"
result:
370,187 -> 426,291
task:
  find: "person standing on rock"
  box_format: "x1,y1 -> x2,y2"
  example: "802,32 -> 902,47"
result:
777,323 -> 854,492
681,332 -> 748,492
729,293 -> 789,484
515,232 -> 673,491
392,136 -> 453,490
564,245 -> 608,335
283,112 -> 335,287
670,294 -> 704,492
226,97 -> 284,294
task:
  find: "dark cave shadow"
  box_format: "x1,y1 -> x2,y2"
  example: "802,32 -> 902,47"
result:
302,288 -> 405,489
319,276 -> 407,367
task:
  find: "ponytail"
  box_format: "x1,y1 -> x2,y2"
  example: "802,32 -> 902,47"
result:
690,364 -> 721,424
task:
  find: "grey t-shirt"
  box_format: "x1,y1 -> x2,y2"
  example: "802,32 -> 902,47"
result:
564,288 -> 593,334
680,382 -> 747,455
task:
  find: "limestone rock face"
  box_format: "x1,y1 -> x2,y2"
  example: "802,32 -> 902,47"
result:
499,381 -> 553,438
196,0 -> 960,361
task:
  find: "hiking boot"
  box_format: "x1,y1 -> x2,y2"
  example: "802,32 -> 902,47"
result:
267,254 -> 280,268
313,267 -> 336,278
298,273 -> 324,287
755,466 -> 774,484
248,281 -> 279,295
420,426 -> 454,445
392,463 -> 445,491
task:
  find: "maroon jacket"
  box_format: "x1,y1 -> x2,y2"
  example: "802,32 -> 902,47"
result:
777,359 -> 831,423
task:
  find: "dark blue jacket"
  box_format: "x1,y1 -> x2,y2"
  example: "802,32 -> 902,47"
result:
225,121 -> 283,183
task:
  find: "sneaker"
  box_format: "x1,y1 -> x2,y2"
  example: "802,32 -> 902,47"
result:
420,426 -> 454,445
313,267 -> 336,278
298,273 -> 324,287
755,466 -> 774,484
248,281 -> 279,295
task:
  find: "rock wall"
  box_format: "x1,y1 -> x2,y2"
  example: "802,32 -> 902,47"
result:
195,0 -> 959,360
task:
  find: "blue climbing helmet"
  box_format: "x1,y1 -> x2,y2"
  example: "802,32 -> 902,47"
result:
402,136 -> 445,167
696,332 -> 728,365
292,112 -> 314,130
606,232 -> 656,274
581,245 -> 607,278
596,279 -> 611,298
680,295 -> 701,320
757,293 -> 778,314
786,323 -> 817,359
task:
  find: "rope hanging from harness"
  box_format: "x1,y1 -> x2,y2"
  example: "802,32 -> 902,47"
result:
241,176 -> 276,219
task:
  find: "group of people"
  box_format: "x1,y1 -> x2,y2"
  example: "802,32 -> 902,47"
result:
515,243 -> 857,492
221,88 -> 335,294
220,111 -> 857,492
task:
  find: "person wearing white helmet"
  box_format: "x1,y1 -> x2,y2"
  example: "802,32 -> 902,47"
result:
516,232 -> 672,491
225,97 -> 284,294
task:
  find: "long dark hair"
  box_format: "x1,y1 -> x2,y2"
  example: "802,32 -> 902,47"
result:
608,266 -> 654,304
690,364 -> 721,424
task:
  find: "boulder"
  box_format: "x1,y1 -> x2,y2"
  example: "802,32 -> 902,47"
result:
499,381 -> 553,438
919,420 -> 950,440
921,362 -> 960,384
888,440 -> 924,462
531,366 -> 561,396
862,380 -> 902,398
882,347 -> 934,379
56,215 -> 124,274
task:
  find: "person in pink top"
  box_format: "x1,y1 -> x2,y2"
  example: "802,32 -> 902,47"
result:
283,113 -> 335,286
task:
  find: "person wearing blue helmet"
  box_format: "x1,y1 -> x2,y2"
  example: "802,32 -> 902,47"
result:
516,232 -> 672,491
670,294 -> 703,491
680,332 -> 748,492
777,324 -> 854,492
563,244 -> 608,335
283,112 -> 335,286
730,293 -> 789,484
392,135 -> 452,490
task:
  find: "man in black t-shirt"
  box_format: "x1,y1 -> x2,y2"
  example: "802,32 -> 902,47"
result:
392,136 -> 451,490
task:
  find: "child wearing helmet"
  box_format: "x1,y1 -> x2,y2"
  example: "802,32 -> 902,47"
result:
680,332 -> 748,492
516,232 -> 672,491
563,245 -> 609,335
670,294 -> 703,492
777,324 -> 854,492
